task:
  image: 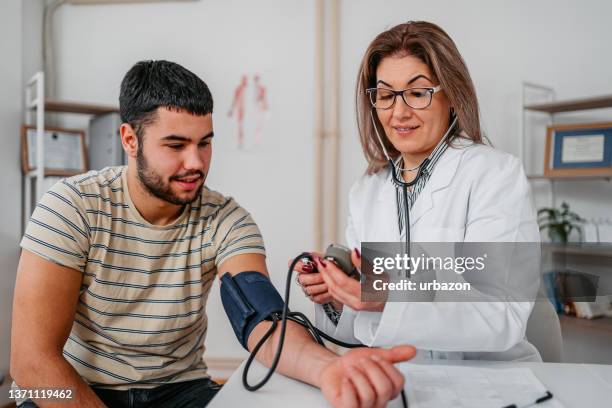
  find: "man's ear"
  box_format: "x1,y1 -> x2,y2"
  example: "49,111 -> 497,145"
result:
120,123 -> 139,159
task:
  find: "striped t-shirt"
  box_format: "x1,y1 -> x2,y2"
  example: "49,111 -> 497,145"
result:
20,166 -> 266,389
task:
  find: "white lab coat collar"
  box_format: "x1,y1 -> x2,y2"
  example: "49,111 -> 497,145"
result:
375,136 -> 474,240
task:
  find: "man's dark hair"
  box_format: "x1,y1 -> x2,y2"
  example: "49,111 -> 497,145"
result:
119,60 -> 213,139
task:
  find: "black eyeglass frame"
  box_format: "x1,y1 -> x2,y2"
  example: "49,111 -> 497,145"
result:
365,85 -> 442,110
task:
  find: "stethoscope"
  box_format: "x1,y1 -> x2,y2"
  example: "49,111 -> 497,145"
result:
369,109 -> 459,268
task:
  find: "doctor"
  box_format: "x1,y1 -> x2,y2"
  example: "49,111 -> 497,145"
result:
295,21 -> 541,361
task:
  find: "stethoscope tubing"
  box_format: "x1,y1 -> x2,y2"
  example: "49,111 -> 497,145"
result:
369,109 -> 458,273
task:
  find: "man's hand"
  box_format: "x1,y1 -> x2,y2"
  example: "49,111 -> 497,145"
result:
320,345 -> 416,408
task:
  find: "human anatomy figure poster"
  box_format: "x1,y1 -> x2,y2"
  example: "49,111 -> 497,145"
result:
253,75 -> 269,145
227,74 -> 269,149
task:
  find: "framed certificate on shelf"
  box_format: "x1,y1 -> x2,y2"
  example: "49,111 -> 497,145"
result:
544,122 -> 612,177
21,125 -> 88,176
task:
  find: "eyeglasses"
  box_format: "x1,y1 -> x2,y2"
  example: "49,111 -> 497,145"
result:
366,85 -> 442,110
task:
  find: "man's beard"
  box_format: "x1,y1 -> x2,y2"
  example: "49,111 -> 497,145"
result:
136,148 -> 204,206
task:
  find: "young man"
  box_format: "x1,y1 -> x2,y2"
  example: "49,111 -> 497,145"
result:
10,60 -> 415,408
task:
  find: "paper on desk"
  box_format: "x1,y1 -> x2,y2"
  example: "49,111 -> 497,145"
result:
402,365 -> 564,408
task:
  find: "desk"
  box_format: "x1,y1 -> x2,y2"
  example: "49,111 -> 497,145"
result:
209,359 -> 612,407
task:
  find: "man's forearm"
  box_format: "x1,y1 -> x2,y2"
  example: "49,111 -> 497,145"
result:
11,353 -> 106,408
247,320 -> 337,388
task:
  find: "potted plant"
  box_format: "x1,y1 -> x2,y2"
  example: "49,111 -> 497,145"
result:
537,202 -> 585,243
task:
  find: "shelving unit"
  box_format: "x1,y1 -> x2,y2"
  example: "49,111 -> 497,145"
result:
43,99 -> 119,115
528,174 -> 612,181
517,84 -> 612,363
23,71 -> 119,229
542,243 -> 612,258
525,94 -> 612,114
520,82 -> 612,208
24,72 -> 46,229
520,83 -> 612,180
521,84 -> 612,248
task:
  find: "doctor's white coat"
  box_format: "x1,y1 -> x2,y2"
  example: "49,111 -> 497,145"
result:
315,138 -> 542,362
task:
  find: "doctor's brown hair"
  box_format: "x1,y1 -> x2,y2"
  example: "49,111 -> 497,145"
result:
356,21 -> 483,174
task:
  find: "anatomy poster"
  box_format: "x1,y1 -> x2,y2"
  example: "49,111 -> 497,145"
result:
227,74 -> 269,149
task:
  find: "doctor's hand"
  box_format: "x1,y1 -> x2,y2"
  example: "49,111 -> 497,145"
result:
320,345 -> 415,408
292,252 -> 342,310
315,249 -> 385,312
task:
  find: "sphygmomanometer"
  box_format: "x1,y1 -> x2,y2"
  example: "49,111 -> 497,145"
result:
219,244 -> 408,407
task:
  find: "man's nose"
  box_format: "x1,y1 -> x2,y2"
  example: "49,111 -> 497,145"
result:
183,146 -> 205,170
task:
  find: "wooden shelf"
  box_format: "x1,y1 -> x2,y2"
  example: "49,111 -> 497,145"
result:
528,174 -> 612,181
560,314 -> 612,332
33,99 -> 119,115
524,94 -> 612,113
542,243 -> 612,258
559,314 -> 612,364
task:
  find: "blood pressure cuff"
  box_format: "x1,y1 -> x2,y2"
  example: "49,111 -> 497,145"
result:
220,271 -> 285,350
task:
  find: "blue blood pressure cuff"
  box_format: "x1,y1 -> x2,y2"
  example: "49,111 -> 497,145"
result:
220,271 -> 285,350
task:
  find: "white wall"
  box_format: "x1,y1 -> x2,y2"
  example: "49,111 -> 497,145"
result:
0,0 -> 24,403
46,0 -> 612,363
22,0 -> 45,85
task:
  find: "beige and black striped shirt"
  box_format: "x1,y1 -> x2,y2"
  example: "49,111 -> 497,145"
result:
21,166 -> 266,389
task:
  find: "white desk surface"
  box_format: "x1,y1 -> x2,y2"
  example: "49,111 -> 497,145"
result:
209,359 -> 612,408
